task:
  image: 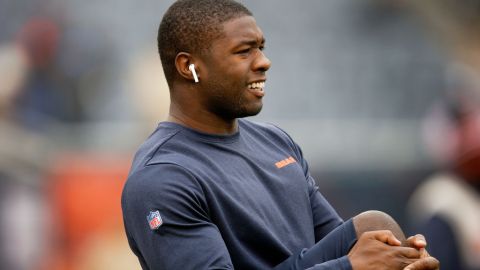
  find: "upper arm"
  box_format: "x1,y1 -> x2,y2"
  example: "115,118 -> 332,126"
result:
122,164 -> 234,270
306,175 -> 344,242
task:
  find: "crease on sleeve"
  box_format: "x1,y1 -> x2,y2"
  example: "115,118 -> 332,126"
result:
305,256 -> 352,270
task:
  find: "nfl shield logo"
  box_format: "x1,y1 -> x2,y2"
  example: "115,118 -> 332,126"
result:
147,210 -> 163,230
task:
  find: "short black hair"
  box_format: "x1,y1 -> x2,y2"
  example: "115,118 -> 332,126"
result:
158,0 -> 252,86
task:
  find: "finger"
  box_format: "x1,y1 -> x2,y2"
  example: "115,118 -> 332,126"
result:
394,246 -> 422,259
404,256 -> 440,270
419,248 -> 430,258
405,234 -> 427,249
370,230 -> 402,246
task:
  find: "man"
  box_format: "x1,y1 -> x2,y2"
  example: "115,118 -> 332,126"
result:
121,0 -> 439,269
409,92 -> 480,270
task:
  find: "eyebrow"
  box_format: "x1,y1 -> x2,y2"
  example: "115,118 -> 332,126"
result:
235,38 -> 266,47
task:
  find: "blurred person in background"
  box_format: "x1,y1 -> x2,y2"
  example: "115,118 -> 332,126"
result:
0,42 -> 52,270
0,8 -> 126,270
408,70 -> 480,270
404,1 -> 480,269
13,17 -> 79,130
12,15 -> 115,131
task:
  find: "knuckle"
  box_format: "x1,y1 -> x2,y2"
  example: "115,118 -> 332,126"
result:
415,234 -> 426,240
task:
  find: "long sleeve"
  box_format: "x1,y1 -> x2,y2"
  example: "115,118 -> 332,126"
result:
122,164 -> 234,269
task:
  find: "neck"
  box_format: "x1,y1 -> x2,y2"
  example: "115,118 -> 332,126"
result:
168,104 -> 238,135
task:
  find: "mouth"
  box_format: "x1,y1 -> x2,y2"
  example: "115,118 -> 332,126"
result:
247,81 -> 265,97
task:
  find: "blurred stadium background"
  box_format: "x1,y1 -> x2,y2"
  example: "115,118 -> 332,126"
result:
0,0 -> 478,269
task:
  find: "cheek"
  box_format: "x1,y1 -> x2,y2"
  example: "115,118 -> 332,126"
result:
222,60 -> 248,79
206,60 -> 249,94
215,70 -> 247,97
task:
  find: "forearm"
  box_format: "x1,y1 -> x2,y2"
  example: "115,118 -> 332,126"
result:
274,219 -> 356,270
273,250 -> 352,270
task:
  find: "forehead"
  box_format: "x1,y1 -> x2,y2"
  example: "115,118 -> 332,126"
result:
214,16 -> 264,46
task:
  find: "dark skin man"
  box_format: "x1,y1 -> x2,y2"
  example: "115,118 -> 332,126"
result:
170,15 -> 438,270
122,0 -> 441,268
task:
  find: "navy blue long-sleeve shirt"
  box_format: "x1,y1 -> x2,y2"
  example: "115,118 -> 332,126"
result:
121,119 -> 355,269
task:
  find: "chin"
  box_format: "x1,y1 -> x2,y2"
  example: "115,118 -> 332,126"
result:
238,105 -> 263,118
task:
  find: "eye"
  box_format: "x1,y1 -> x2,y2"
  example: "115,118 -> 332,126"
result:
236,48 -> 251,55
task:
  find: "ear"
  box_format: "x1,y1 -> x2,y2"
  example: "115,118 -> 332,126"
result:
175,52 -> 199,82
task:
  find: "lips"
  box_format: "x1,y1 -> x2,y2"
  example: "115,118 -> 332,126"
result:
247,81 -> 265,97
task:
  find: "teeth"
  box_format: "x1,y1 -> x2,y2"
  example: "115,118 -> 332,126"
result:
248,81 -> 265,89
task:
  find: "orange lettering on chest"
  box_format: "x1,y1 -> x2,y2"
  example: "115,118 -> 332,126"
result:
275,156 -> 297,168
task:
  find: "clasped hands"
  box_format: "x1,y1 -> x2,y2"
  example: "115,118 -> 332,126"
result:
348,231 -> 440,270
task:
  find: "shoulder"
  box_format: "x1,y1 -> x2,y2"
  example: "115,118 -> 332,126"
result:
408,173 -> 480,220
124,123 -> 206,207
122,163 -> 205,214
129,123 -> 206,176
128,124 -> 181,173
123,163 -> 198,198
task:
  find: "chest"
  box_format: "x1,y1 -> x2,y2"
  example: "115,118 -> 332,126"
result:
188,142 -> 315,245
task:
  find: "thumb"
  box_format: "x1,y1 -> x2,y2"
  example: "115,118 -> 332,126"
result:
371,230 -> 402,246
404,256 -> 439,270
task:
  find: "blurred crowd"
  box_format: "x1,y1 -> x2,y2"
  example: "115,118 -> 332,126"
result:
0,1 -> 168,269
0,0 -> 479,269
0,12 -> 141,270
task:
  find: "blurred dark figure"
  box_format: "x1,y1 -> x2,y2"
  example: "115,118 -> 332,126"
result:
13,18 -> 84,130
408,68 -> 480,270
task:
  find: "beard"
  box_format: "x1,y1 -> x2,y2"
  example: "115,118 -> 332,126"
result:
206,85 -> 263,120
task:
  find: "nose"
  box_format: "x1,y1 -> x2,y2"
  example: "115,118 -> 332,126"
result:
253,50 -> 271,72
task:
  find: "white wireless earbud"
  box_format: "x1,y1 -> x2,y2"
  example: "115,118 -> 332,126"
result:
188,64 -> 199,83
